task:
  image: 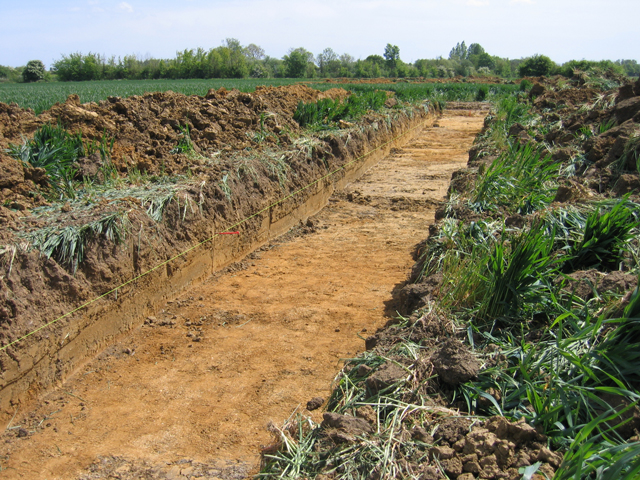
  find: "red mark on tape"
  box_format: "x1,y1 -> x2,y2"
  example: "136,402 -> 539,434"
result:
217,231 -> 240,235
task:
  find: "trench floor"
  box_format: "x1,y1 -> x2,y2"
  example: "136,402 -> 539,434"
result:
0,107 -> 486,479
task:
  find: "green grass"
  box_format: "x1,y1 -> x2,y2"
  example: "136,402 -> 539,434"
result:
23,211 -> 128,273
7,122 -> 86,199
470,143 -> 560,215
563,201 -> 639,272
294,90 -> 388,128
474,94 -> 535,151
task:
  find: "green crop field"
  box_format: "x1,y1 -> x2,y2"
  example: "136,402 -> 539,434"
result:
0,78 -> 519,114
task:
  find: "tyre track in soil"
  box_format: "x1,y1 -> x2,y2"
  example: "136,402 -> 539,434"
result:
0,106 -> 486,479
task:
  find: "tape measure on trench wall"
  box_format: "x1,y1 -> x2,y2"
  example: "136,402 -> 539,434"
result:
0,118 -> 431,353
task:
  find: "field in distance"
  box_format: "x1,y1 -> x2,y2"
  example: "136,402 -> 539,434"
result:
0,78 -> 519,113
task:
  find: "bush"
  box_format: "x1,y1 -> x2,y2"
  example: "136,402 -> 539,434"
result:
0,65 -> 21,83
22,60 -> 45,83
519,79 -> 533,91
519,54 -> 556,77
475,86 -> 488,101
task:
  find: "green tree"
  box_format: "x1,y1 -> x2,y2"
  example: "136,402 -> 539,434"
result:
263,56 -> 284,77
0,65 -> 21,82
339,53 -> 355,77
474,52 -> 495,70
467,43 -> 485,57
383,44 -> 400,70
245,43 -> 265,61
366,55 -> 385,66
519,54 -> 556,77
245,43 -> 266,77
616,59 -> 640,77
317,48 -> 338,76
355,58 -> 381,78
22,60 -> 45,82
449,41 -> 468,60
220,39 -> 249,78
284,48 -> 313,78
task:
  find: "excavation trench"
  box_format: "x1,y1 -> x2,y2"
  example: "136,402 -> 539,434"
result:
0,106 -> 486,479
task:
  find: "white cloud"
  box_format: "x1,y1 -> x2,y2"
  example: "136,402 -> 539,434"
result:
118,2 -> 134,12
510,0 -> 535,3
467,0 -> 489,5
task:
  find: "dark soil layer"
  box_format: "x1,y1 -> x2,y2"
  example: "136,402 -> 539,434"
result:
0,86 -> 433,422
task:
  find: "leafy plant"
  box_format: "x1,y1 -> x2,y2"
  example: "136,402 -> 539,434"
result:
599,118 -> 616,134
471,143 -> 560,214
170,123 -> 195,155
23,211 -> 128,273
247,112 -> 277,143
475,85 -> 488,101
477,223 -> 559,323
7,122 -> 85,199
294,91 -> 387,128
219,173 -> 232,200
563,200 -> 639,272
520,79 -> 533,92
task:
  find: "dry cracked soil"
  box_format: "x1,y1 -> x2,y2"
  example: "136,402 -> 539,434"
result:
0,106 -> 486,479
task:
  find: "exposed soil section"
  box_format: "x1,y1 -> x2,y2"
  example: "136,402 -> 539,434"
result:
0,87 -> 434,422
0,108 -> 486,478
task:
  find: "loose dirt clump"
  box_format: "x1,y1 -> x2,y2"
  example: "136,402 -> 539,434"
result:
430,339 -> 480,386
0,85 -> 349,191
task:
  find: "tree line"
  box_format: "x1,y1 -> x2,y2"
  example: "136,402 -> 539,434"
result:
2,39 -> 639,83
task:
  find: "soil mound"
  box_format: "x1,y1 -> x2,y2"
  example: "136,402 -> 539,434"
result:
0,85 -> 350,209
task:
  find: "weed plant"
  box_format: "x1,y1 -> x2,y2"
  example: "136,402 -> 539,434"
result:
474,94 -> 535,152
170,123 -> 195,155
563,201 -> 639,272
476,222 -> 559,323
7,123 -> 85,199
294,91 -> 387,128
612,132 -> 640,174
22,211 -> 128,272
470,143 -> 560,214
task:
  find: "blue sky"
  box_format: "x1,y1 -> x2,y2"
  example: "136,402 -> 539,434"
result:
2,0 -> 638,68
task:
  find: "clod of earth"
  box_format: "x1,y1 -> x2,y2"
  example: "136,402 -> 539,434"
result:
431,339 -> 480,386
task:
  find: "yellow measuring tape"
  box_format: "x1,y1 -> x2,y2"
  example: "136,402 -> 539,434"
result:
0,118 -> 430,352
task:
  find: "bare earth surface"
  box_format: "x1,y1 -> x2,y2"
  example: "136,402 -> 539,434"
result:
0,107 -> 486,479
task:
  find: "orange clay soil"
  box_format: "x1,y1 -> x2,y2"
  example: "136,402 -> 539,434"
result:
0,107 -> 486,480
